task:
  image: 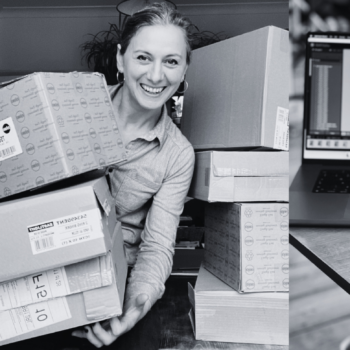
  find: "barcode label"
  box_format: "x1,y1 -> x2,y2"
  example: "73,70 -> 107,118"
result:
274,107 -> 289,151
34,236 -> 55,251
0,117 -> 23,160
0,146 -> 16,159
277,109 -> 286,122
27,209 -> 103,255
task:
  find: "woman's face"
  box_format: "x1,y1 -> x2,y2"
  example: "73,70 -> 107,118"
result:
117,24 -> 188,113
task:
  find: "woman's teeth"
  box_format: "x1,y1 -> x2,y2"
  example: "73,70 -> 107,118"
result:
141,84 -> 165,94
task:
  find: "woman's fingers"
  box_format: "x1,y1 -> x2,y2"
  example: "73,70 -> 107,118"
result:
84,326 -> 104,348
134,293 -> 149,307
71,329 -> 87,338
71,294 -> 151,347
110,294 -> 150,337
72,323 -> 116,348
92,322 -> 117,346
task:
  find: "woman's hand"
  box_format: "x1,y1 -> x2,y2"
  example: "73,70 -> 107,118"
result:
72,293 -> 151,348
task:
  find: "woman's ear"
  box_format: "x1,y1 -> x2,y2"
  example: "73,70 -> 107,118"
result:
116,44 -> 124,73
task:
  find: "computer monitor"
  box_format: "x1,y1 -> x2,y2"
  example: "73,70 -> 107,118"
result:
304,33 -> 350,160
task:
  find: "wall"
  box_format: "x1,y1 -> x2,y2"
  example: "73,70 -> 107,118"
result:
0,1 -> 288,77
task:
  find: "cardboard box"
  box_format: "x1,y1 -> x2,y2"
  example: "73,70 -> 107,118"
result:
0,72 -> 126,198
0,221 -> 128,346
203,202 -> 289,292
0,172 -> 116,282
189,151 -> 288,202
0,252 -> 114,312
188,266 -> 288,345
182,26 -> 289,151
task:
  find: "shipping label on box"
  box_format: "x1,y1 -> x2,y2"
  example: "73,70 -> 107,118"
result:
27,208 -> 103,255
0,173 -> 116,282
0,72 -> 126,198
0,253 -> 113,312
204,202 -> 289,292
0,297 -> 71,341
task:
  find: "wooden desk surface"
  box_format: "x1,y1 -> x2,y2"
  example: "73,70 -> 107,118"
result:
289,99 -> 350,293
159,276 -> 288,350
290,227 -> 350,294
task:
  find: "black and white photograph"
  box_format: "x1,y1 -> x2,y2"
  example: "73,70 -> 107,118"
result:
0,0 -> 347,349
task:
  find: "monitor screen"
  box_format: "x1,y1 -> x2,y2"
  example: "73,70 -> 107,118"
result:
304,34 -> 350,160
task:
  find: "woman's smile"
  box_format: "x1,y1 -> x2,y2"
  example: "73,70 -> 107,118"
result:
140,83 -> 166,95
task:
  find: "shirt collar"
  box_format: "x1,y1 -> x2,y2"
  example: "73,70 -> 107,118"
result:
109,84 -> 168,147
142,104 -> 168,147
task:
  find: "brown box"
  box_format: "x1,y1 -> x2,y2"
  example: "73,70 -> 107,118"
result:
0,72 -> 126,198
0,221 -> 127,345
203,202 -> 289,292
0,173 -> 116,282
182,26 -> 289,151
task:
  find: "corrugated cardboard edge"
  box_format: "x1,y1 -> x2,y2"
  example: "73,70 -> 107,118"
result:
95,71 -> 127,165
83,271 -> 122,321
188,282 -> 196,336
83,221 -> 127,321
261,26 -> 272,147
36,73 -> 70,176
211,151 -> 289,177
93,178 -> 113,217
0,73 -> 32,87
208,152 -> 235,202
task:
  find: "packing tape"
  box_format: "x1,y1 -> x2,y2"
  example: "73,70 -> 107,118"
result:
83,271 -> 122,321
65,254 -> 113,293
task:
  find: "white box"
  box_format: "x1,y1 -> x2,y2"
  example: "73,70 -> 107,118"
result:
0,72 -> 126,198
189,151 -> 288,202
204,202 -> 289,292
188,266 -> 289,345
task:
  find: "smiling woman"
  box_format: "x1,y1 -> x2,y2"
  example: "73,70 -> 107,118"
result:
72,2 -> 195,350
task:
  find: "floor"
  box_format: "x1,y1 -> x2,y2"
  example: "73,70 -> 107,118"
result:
290,245 -> 350,350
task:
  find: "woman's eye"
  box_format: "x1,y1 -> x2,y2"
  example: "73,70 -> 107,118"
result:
137,55 -> 149,62
166,59 -> 178,66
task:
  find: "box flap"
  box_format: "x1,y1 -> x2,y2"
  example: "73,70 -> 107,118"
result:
188,282 -> 195,311
83,221 -> 127,321
92,177 -> 113,216
0,73 -> 31,88
188,308 -> 196,336
211,151 -> 288,177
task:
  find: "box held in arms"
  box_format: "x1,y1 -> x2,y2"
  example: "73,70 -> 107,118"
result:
0,221 -> 128,346
0,72 -> 126,199
0,172 -> 117,282
0,252 -> 115,312
188,266 -> 288,345
204,202 -> 289,293
181,26 -> 289,151
189,151 -> 288,202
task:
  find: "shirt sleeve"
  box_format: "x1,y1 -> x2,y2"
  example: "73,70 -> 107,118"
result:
124,144 -> 195,306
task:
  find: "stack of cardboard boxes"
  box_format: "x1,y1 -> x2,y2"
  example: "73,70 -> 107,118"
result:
181,26 -> 289,346
0,72 -> 127,345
